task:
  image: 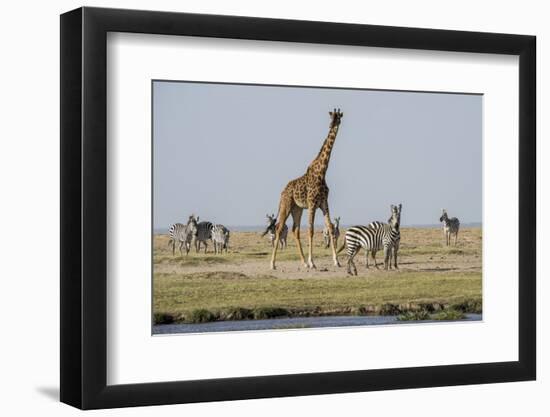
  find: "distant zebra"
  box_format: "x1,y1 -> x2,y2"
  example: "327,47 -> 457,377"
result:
212,224 -> 230,254
186,215 -> 213,253
262,214 -> 288,249
338,204 -> 402,275
440,209 -> 460,246
167,223 -> 192,256
323,216 -> 341,248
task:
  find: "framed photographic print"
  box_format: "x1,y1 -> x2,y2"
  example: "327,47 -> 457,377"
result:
60,6 -> 536,410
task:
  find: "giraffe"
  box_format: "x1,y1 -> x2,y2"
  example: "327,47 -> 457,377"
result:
270,109 -> 343,270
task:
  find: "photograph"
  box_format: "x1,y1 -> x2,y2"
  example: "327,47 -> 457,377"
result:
152,80 -> 483,334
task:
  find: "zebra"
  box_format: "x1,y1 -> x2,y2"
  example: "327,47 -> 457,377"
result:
323,216 -> 341,248
167,223 -> 192,256
186,215 -> 213,253
211,224 -> 230,254
262,214 -> 288,249
440,209 -> 460,246
338,204 -> 402,275
365,205 -> 402,270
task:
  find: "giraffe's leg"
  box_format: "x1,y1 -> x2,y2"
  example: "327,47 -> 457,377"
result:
270,202 -> 292,270
307,207 -> 317,269
320,203 -> 340,267
290,206 -> 307,268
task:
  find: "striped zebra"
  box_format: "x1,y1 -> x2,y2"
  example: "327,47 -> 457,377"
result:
211,224 -> 230,254
440,209 -> 460,246
323,216 -> 341,248
262,214 -> 288,249
167,223 -> 192,256
365,205 -> 403,269
338,204 -> 402,275
186,215 -> 214,253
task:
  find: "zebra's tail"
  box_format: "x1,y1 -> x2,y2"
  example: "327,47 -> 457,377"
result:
336,236 -> 347,254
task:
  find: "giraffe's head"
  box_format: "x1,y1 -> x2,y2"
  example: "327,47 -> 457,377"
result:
329,108 -> 343,128
439,209 -> 448,223
388,204 -> 402,230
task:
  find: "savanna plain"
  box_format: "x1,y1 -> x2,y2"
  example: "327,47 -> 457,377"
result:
153,227 -> 482,325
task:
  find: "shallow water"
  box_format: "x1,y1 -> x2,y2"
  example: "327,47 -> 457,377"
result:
153,314 -> 482,335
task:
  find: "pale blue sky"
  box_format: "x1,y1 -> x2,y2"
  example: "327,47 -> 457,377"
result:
153,81 -> 482,229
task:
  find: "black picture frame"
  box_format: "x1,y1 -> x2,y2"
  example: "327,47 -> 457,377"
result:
60,6 -> 536,410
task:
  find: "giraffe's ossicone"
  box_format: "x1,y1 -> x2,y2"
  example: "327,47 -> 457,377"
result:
270,109 -> 343,270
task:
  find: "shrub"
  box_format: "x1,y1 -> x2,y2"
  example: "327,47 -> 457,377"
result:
253,307 -> 289,320
397,310 -> 431,321
188,309 -> 216,323
153,312 -> 174,325
433,309 -> 466,321
451,299 -> 482,314
221,307 -> 254,321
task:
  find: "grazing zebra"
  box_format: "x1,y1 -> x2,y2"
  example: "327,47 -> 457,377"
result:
323,216 -> 341,248
440,209 -> 460,246
262,214 -> 288,249
167,223 -> 192,256
338,204 -> 402,275
211,224 -> 230,254
186,215 -> 213,253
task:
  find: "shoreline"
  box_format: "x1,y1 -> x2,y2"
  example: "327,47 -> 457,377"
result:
153,313 -> 483,334
154,299 -> 482,325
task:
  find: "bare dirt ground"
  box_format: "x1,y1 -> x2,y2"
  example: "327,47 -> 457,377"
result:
154,227 -> 482,280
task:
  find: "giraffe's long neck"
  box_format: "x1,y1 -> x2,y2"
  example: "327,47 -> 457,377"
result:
308,124 -> 339,177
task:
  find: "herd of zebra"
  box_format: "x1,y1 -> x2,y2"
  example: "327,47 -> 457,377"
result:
167,208 -> 460,275
168,215 -> 230,256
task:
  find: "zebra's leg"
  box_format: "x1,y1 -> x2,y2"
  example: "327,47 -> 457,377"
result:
393,246 -> 399,270
320,203 -> 340,267
454,230 -> 459,246
383,245 -> 390,270
371,250 -> 380,269
270,202 -> 292,270
347,247 -> 358,275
